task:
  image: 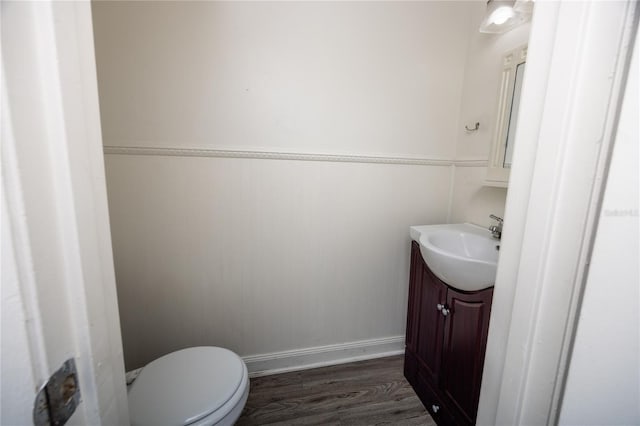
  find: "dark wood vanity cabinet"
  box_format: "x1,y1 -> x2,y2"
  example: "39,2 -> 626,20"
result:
404,241 -> 493,426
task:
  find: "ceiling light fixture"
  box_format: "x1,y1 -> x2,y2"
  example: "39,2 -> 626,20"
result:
479,0 -> 533,34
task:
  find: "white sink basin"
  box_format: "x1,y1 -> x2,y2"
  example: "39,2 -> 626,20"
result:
410,223 -> 499,292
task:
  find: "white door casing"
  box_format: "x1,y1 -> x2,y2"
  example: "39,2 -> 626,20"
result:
558,28 -> 639,425
477,1 -> 639,425
1,1 -> 129,424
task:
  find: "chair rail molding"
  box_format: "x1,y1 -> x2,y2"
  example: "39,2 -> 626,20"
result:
103,145 -> 488,168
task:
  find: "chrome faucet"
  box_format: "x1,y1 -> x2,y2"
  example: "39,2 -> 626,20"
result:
489,214 -> 503,239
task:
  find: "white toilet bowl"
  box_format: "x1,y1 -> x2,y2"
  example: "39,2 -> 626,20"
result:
128,347 -> 249,426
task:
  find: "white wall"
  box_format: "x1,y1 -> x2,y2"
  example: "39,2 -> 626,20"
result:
94,1 -> 467,158
450,2 -> 531,227
93,1 -> 473,371
559,32 -> 639,426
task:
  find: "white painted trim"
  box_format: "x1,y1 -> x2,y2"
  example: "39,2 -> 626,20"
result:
2,1 -> 129,423
477,1 -> 639,425
103,145 -> 487,167
454,159 -> 488,167
242,336 -> 405,378
1,60 -> 49,424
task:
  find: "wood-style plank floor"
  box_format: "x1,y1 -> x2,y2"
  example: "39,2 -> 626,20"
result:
236,355 -> 434,426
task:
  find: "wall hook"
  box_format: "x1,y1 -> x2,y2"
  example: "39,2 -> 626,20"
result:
465,122 -> 480,132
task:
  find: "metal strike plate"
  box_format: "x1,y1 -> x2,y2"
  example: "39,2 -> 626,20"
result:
34,358 -> 81,426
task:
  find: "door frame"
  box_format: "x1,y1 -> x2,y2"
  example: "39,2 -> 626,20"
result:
1,1 -> 129,424
477,1 -> 639,425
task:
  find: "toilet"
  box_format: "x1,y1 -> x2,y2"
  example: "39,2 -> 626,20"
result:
127,347 -> 250,426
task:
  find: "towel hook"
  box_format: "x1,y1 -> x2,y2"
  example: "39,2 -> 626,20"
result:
465,122 -> 480,132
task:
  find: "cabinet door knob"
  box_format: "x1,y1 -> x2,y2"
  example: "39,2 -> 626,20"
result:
441,307 -> 450,316
436,303 -> 444,311
432,404 -> 440,413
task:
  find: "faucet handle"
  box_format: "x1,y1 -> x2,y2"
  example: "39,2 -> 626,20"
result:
489,214 -> 503,223
489,215 -> 503,239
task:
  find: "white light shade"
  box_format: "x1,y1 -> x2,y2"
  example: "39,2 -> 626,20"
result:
479,0 -> 532,34
491,6 -> 515,25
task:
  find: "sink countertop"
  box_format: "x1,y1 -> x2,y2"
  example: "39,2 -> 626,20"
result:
409,223 -> 490,242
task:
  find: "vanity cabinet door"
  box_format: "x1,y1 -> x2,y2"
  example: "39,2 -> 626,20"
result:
439,287 -> 493,426
415,262 -> 447,386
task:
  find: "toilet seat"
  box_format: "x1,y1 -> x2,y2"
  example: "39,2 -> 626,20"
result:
128,347 -> 249,426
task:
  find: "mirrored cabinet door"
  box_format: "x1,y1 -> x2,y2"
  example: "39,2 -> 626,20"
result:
486,45 -> 527,187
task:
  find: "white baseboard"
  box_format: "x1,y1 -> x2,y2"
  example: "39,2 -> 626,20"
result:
242,335 -> 405,378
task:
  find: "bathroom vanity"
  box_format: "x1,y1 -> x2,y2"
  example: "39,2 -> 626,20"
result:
404,225 -> 496,426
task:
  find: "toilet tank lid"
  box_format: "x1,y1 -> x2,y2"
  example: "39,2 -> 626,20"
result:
128,346 -> 245,426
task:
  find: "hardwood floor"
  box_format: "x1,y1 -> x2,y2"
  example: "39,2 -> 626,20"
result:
236,355 -> 434,426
